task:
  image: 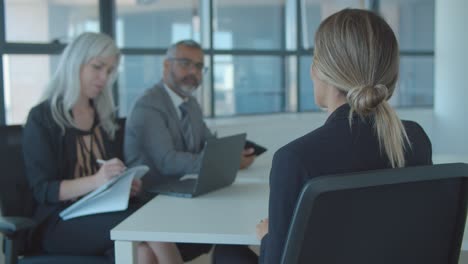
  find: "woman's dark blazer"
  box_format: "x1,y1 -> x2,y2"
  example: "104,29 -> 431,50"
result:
259,104 -> 433,264
22,101 -> 122,228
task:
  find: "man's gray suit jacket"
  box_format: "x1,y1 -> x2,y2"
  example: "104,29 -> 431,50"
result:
124,81 -> 214,188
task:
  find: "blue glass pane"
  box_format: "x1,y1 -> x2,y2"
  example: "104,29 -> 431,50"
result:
5,0 -> 99,43
393,56 -> 434,106
118,55 -> 164,116
299,56 -> 320,111
116,0 -> 201,48
214,0 -> 284,50
302,0 -> 363,49
214,56 -> 284,116
380,0 -> 435,51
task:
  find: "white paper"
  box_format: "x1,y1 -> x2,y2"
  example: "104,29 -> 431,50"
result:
59,165 -> 149,220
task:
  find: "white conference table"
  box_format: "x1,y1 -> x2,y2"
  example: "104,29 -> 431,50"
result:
111,181 -> 269,264
111,154 -> 272,263
236,154 -> 272,183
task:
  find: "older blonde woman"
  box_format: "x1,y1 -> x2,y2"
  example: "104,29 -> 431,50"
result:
23,32 -> 182,264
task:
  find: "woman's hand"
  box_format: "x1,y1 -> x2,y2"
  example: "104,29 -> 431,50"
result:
130,178 -> 142,197
59,158 -> 125,201
256,218 -> 269,240
94,158 -> 126,187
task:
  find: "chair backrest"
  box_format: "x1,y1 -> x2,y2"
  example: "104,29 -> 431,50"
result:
0,125 -> 35,219
281,163 -> 468,264
115,117 -> 126,159
1,124 -> 122,263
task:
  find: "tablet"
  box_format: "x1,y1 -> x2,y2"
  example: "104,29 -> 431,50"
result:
245,140 -> 267,156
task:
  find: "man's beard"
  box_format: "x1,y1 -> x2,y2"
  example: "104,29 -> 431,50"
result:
176,84 -> 197,97
173,74 -> 200,97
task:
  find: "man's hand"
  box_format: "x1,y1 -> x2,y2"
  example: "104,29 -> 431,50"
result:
256,218 -> 269,240
240,148 -> 255,169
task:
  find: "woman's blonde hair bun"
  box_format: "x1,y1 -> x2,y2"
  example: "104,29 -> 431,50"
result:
347,84 -> 388,116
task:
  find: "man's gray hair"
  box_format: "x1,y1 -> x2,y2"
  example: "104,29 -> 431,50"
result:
166,40 -> 202,58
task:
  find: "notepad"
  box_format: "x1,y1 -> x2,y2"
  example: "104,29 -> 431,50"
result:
59,165 -> 149,220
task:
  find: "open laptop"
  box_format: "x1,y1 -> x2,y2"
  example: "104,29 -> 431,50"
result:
148,133 -> 246,198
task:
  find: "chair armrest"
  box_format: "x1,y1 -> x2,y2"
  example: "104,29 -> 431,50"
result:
1,217 -> 36,264
0,216 -> 36,236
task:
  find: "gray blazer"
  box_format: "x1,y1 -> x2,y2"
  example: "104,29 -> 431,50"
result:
124,81 -> 214,188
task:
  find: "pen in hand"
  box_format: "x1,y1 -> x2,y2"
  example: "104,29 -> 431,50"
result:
97,158 -> 127,172
94,158 -> 127,187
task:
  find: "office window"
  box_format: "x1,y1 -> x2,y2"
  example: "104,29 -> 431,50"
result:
213,0 -> 285,50
4,0 -> 99,43
380,0 -> 435,51
181,55 -> 212,117
284,56 -> 298,112
299,56 -> 322,111
214,56 -> 285,116
298,0 -> 364,111
3,55 -> 58,124
380,0 -> 435,107
302,0 -> 363,49
0,0 -> 438,125
115,0 -> 203,48
118,55 -> 164,116
392,56 -> 434,107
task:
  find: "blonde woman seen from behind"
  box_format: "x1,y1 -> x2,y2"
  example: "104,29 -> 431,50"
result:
256,9 -> 432,264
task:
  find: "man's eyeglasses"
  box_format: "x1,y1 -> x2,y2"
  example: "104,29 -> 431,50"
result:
169,58 -> 208,74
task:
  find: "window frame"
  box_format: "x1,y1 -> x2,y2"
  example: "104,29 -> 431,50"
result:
0,0 -> 435,125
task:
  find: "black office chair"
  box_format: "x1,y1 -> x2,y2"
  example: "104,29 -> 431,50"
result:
115,117 -> 126,159
281,163 -> 468,264
0,124 -> 121,264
